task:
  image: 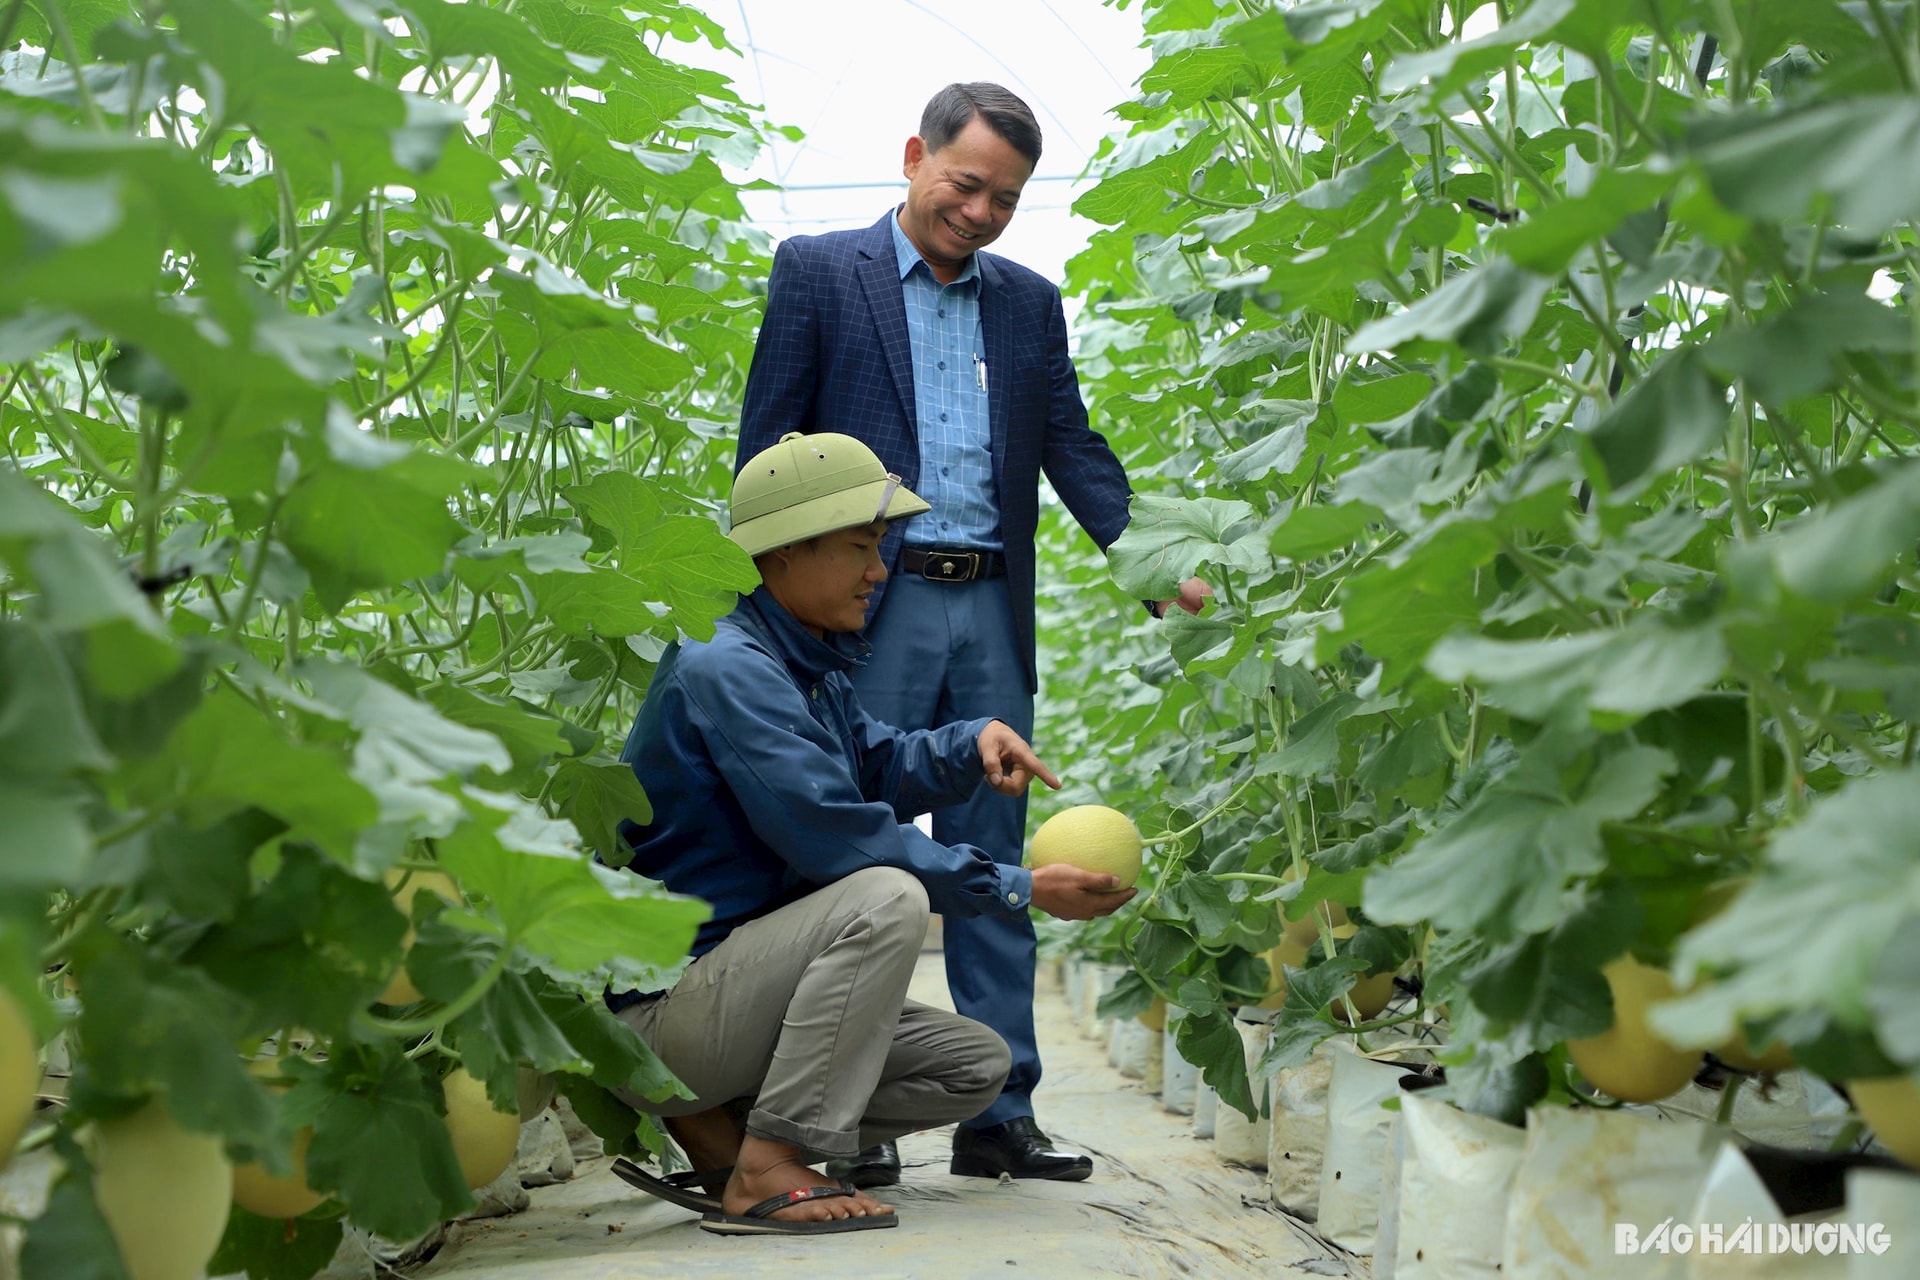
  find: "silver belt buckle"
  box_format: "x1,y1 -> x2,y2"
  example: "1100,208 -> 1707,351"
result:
921,551 -> 979,582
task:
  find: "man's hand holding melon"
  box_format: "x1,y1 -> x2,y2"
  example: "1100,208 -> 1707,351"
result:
1025,805 -> 1140,920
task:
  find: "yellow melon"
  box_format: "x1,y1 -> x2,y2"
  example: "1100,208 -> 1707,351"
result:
379,868 -> 462,1005
1568,956 -> 1703,1103
443,1068 -> 520,1188
230,1058 -> 326,1219
1848,1074 -> 1920,1169
0,987 -> 39,1171
92,1098 -> 232,1280
1027,806 -> 1142,889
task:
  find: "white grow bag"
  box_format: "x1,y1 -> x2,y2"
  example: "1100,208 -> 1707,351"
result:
1213,1017 -> 1272,1168
1378,1092 -> 1526,1280
1317,1050 -> 1421,1255
1505,1106 -> 1719,1280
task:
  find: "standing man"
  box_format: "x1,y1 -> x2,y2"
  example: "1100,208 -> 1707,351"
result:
737,82 -> 1208,1186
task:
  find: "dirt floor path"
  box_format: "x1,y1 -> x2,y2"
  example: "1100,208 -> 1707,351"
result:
415,953 -> 1358,1280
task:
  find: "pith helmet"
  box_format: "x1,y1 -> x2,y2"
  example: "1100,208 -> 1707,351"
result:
728,432 -> 931,556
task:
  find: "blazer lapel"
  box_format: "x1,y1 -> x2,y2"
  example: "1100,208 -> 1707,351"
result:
979,255 -> 1013,486
854,216 -> 917,437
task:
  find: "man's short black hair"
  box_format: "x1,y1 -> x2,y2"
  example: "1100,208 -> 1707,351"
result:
920,82 -> 1042,167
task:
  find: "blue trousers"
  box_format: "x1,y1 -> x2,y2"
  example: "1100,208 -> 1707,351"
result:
852,573 -> 1037,1129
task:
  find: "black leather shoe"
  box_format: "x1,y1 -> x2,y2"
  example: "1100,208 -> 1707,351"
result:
950,1117 -> 1093,1182
824,1139 -> 901,1189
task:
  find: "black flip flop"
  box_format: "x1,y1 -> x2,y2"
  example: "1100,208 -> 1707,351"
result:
610,1157 -> 730,1213
698,1185 -> 899,1236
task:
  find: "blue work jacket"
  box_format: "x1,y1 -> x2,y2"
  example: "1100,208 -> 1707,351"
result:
616,586 -> 1033,961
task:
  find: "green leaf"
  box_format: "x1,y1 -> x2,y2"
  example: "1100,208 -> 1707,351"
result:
182,846 -> 404,1038
1108,495 -> 1266,598
1381,0 -> 1578,97
1365,746 -> 1676,940
1692,97 -> 1920,235
1655,770 -> 1920,1048
209,1213 -> 344,1280
1332,370 -> 1431,425
550,758 -> 652,865
437,797 -> 706,972
1346,259 -> 1550,357
1175,1007 -> 1256,1122
0,781 -> 91,891
1426,620 -> 1729,723
1585,348 -> 1730,501
423,683 -> 588,776
1497,167 -> 1681,273
123,688 -> 379,861
304,1044 -> 472,1239
279,416 -> 479,612
538,981 -> 691,1102
1216,400 -> 1316,483
69,932 -> 276,1146
0,621 -> 120,781
1324,524 -> 1493,687
1734,461 -> 1920,605
0,472 -> 173,648
1867,924 -> 1920,1064
1462,884 -> 1631,1042
303,660 -> 512,777
1270,501 -> 1384,562
1703,290 -> 1909,403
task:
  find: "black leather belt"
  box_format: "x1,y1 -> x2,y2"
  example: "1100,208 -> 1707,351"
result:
900,547 -> 1007,582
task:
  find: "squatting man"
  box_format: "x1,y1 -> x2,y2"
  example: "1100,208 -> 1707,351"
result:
600,432 -> 1133,1234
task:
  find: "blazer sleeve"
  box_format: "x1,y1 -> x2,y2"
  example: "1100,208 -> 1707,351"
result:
1036,283 -> 1134,552
737,238 -> 819,474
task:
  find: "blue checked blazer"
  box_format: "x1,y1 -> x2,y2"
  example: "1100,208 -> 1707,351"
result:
736,211 -> 1135,692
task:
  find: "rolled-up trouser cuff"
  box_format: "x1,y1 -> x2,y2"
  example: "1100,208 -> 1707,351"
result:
744,1107 -> 861,1163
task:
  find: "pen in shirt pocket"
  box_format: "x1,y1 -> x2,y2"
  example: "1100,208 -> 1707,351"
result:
972,352 -> 988,392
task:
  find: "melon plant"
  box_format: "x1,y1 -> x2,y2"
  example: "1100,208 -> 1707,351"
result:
1038,0 -> 1920,1124
0,0 -> 781,1273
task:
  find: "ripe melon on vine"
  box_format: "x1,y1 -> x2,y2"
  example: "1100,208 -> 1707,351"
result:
1,986 -> 40,1171
1027,805 -> 1142,889
91,1098 -> 233,1280
1568,955 -> 1702,1103
379,867 -> 462,1005
230,1058 -> 327,1219
1847,1073 -> 1920,1169
443,1068 -> 520,1188
1262,898 -> 1396,1021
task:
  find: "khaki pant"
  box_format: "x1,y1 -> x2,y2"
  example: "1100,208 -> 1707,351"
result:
614,866 -> 1011,1161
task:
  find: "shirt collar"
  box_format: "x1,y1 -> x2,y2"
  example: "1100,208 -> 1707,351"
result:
736,585 -> 870,681
889,205 -> 980,287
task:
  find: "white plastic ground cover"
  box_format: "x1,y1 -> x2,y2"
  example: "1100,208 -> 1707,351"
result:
1505,1105 -> 1719,1280
1317,1051 -> 1421,1255
1214,1018 -> 1273,1168
1163,1008 -> 1199,1116
1375,1092 -> 1527,1280
1194,1077 -> 1219,1139
1846,1168 -> 1920,1280
1268,1038 -> 1344,1222
1684,1142 -> 1847,1280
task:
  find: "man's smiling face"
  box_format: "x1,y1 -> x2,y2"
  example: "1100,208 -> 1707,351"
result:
898,116 -> 1033,278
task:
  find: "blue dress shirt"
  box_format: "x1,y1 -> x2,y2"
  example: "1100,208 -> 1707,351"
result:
889,211 -> 1002,550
